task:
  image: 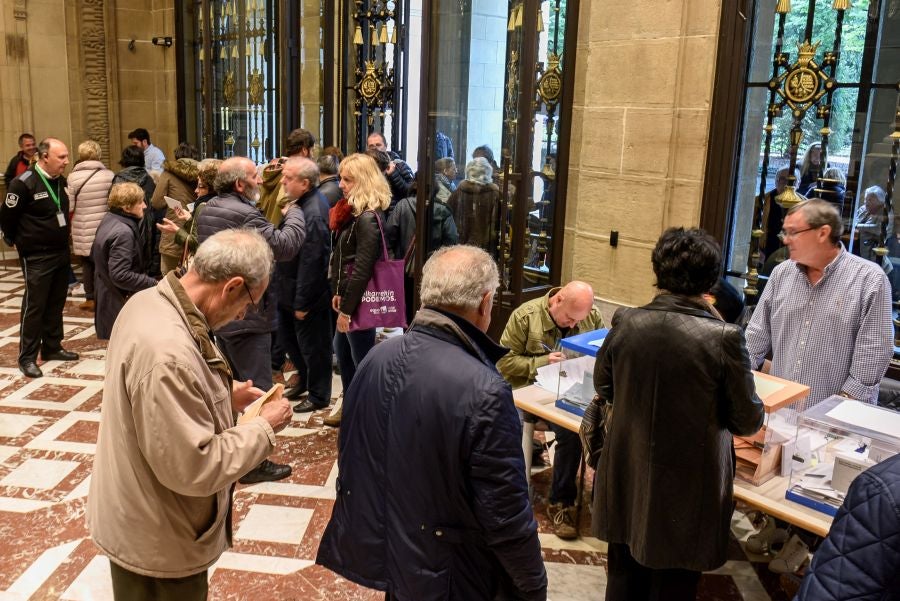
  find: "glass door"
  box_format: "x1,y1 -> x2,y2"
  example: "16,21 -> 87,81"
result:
414,0 -> 579,336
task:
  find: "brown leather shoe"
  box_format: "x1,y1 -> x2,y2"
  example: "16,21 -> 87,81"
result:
78,299 -> 95,312
323,394 -> 343,427
548,503 -> 578,540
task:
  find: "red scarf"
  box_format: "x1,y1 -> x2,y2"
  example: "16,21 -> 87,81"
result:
330,197 -> 354,232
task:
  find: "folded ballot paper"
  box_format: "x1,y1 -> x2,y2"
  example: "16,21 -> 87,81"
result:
237,383 -> 284,425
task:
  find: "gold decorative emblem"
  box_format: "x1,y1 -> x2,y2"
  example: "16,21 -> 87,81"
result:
536,53 -> 563,109
223,70 -> 236,108
358,61 -> 382,104
248,68 -> 264,106
769,40 -> 833,117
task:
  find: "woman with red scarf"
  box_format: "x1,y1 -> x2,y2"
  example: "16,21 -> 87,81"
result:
327,153 -> 392,426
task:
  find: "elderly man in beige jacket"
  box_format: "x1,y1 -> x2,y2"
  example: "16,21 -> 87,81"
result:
87,228 -> 292,601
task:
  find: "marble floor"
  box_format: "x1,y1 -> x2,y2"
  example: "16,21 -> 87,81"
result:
0,262 -> 803,600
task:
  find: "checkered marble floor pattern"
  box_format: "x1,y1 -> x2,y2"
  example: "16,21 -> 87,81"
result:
0,262 -> 795,600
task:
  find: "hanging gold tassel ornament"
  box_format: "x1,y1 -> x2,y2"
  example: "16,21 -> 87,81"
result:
370,25 -> 378,48
832,0 -> 850,9
353,25 -> 363,45
775,0 -> 791,13
507,7 -> 515,30
391,24 -> 397,44
379,24 -> 388,44
514,5 -> 523,28
536,7 -> 544,32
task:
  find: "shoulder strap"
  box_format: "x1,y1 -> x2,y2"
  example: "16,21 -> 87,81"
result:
71,168 -> 104,211
362,210 -> 390,262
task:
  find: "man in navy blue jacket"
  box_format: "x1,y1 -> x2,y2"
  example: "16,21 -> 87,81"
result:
796,453 -> 900,600
275,157 -> 332,413
317,245 -> 547,601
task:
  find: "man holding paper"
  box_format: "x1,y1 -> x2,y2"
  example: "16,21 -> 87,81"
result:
88,229 -> 293,601
497,280 -> 603,539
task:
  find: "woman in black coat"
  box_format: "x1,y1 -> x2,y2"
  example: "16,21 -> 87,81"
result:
91,182 -> 158,340
587,228 -> 764,601
329,153 -> 395,400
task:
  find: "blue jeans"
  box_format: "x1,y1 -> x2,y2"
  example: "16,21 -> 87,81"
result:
333,328 -> 376,392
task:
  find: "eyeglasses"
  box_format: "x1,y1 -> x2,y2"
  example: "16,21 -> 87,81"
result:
242,281 -> 259,312
778,226 -> 819,241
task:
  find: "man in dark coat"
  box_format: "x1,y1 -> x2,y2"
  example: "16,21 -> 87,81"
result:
589,227 -> 764,601
0,137 -> 79,378
4,133 -> 36,184
274,157 -> 333,412
317,245 -> 547,601
196,156 -> 305,484
795,453 -> 900,600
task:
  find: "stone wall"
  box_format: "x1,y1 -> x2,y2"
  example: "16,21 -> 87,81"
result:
0,0 -> 178,183
565,0 -> 723,308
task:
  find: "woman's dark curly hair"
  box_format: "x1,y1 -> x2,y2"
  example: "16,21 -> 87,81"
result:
651,227 -> 721,296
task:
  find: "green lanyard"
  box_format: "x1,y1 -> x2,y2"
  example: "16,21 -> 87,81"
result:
35,167 -> 61,211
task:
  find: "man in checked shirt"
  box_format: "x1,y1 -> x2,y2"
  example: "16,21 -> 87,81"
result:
746,198 -> 894,412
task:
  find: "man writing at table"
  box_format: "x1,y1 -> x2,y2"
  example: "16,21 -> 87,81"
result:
745,198 -> 893,412
497,281 -> 603,540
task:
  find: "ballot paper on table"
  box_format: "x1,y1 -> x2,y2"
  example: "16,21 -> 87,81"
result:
825,399 -> 900,439
163,195 -> 190,213
535,355 -> 595,397
237,383 -> 284,425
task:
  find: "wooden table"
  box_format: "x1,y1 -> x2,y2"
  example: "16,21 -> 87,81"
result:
513,382 -> 835,537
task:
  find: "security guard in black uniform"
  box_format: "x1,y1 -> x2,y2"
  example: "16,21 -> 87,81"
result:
0,137 -> 79,378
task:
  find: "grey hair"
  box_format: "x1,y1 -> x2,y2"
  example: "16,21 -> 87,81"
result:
465,157 -> 493,185
787,198 -> 843,245
865,185 -> 886,206
192,228 -> 273,288
214,160 -> 250,195
420,245 -> 499,311
285,156 -> 320,187
317,153 -> 339,176
822,167 -> 845,185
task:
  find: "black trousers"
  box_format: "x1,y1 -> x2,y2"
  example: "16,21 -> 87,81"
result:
18,251 -> 70,364
605,543 -> 700,601
216,331 -> 273,390
79,254 -> 95,300
109,560 -> 208,601
549,424 -> 581,506
276,304 -> 333,407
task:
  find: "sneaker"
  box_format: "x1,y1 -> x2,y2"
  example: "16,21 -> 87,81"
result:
768,534 -> 810,574
745,514 -> 789,554
238,459 -> 292,484
547,503 -> 578,540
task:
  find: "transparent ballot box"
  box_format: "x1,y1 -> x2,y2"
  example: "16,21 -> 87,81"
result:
531,328 -> 608,417
733,372 -> 810,486
785,395 -> 900,516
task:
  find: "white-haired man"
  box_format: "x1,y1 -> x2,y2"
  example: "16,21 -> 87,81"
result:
317,245 -> 547,601
88,228 -> 293,601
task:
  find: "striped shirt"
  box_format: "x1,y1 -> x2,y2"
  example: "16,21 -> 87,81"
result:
745,248 -> 894,413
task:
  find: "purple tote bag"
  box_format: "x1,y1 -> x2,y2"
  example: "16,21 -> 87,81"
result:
347,211 -> 407,331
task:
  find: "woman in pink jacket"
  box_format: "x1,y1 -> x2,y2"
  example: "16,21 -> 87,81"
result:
66,140 -> 114,312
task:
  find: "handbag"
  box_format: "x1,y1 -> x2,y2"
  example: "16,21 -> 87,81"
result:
579,394 -> 613,469
347,211 -> 407,331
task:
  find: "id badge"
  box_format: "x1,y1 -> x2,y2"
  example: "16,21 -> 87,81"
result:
56,211 -> 66,227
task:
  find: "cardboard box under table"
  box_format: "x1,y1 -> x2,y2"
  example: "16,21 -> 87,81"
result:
785,395 -> 900,516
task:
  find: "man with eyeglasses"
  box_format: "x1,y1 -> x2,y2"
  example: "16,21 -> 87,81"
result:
88,229 -> 293,601
745,199 -> 893,412
196,156 -> 306,484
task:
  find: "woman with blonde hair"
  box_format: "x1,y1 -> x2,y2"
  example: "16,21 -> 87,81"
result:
797,142 -> 824,197
66,140 -> 115,312
91,182 -> 158,340
327,153 -> 392,426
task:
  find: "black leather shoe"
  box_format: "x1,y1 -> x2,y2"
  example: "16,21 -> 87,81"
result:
293,399 -> 328,413
238,459 -> 292,484
42,350 -> 79,362
19,362 -> 43,378
284,385 -> 308,400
